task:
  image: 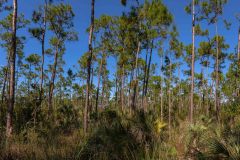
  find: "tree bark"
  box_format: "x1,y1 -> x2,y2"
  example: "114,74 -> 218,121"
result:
84,0 -> 95,135
90,67 -> 94,113
215,22 -> 220,123
145,40 -> 153,97
160,54 -> 163,121
48,46 -> 59,119
190,0 -> 195,124
237,27 -> 240,97
1,68 -> 8,104
121,65 -> 125,112
115,72 -> 118,107
1,68 -> 8,120
128,70 -> 134,109
6,0 -> 17,138
168,55 -> 172,131
238,27 -> 240,61
100,68 -> 106,108
39,0 -> 47,103
131,41 -> 141,111
142,46 -> 148,108
95,54 -> 104,114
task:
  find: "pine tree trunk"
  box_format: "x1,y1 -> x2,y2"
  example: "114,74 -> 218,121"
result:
168,56 -> 172,131
160,54 -> 163,121
145,40 -> 153,98
206,59 -> 210,116
215,22 -> 220,123
128,70 -> 133,109
48,47 -> 58,119
40,1 -> 47,103
237,27 -> 240,97
201,67 -> 205,113
100,69 -> 105,107
90,67 -> 94,114
190,0 -> 195,124
121,65 -> 125,112
142,46 -> 148,108
1,68 -> 8,119
177,63 -> 181,114
238,27 -> 240,61
84,0 -> 95,135
131,41 -> 141,111
6,0 -> 17,138
95,54 -> 103,115
1,68 -> 8,104
115,75 -> 118,107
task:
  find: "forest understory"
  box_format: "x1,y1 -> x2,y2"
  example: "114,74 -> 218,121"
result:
0,0 -> 240,159
1,106 -> 240,160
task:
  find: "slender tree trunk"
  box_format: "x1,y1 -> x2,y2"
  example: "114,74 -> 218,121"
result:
40,1 -> 47,103
6,0 -> 17,138
1,69 -> 8,104
177,63 -> 181,114
168,55 -> 172,131
209,79 -> 213,114
206,61 -> 209,116
95,54 -> 103,114
128,70 -> 133,109
121,65 -> 125,112
1,68 -> 8,120
48,46 -> 58,118
28,65 -> 31,95
238,27 -> 240,61
160,54 -> 163,121
142,46 -> 148,108
145,40 -> 153,97
131,41 -> 141,111
115,74 -> 118,107
15,64 -> 18,97
215,22 -> 220,123
90,67 -> 94,114
100,69 -> 105,107
84,0 -> 95,135
190,0 -> 195,124
237,27 -> 240,97
201,67 -> 205,112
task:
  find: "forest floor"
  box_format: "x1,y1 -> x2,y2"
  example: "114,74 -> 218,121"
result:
0,109 -> 240,160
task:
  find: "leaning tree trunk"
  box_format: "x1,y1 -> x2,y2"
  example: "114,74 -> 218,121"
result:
6,0 -> 17,138
84,0 -> 95,135
190,0 -> 195,124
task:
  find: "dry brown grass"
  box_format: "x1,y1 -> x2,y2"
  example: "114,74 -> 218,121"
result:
0,129 -> 83,160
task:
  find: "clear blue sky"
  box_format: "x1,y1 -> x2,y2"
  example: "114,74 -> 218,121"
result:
0,0 -> 239,81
